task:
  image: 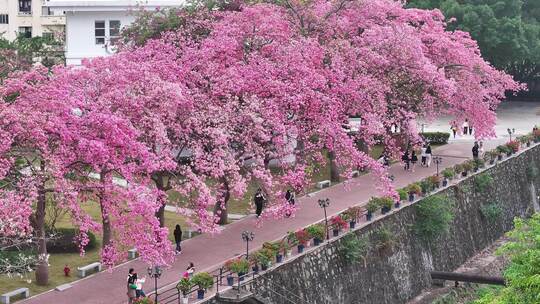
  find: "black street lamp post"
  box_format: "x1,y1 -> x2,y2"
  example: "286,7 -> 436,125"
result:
318,198 -> 330,240
507,128 -> 515,141
241,231 -> 254,259
147,265 -> 162,303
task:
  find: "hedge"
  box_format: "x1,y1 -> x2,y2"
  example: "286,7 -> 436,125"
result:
420,132 -> 450,145
47,228 -> 97,253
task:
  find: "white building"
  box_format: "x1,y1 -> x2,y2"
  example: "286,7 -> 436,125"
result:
46,0 -> 183,65
0,0 -> 65,41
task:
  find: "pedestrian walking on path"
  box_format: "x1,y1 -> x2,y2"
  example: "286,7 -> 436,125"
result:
420,144 -> 427,167
463,119 -> 469,135
469,121 -> 474,135
134,273 -> 146,298
184,262 -> 195,279
450,121 -> 458,138
254,188 -> 266,218
127,268 -> 136,304
426,143 -> 433,167
174,224 -> 183,255
285,189 -> 296,217
410,151 -> 418,172
472,141 -> 479,159
402,151 -> 410,171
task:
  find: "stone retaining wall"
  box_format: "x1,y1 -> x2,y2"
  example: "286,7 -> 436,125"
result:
205,144 -> 540,304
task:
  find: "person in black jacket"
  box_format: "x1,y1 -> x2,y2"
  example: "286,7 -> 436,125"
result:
284,189 -> 295,217
174,224 -> 182,255
254,188 -> 266,218
402,151 -> 410,171
472,141 -> 479,159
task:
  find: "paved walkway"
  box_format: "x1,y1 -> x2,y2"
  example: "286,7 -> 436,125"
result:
21,139 -> 507,304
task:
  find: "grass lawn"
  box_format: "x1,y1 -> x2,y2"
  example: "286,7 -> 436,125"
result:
0,202 -> 192,297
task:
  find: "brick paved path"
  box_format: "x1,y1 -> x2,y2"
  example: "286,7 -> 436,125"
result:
21,139 -> 505,304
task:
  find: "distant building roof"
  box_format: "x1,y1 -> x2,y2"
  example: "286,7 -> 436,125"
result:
46,0 -> 184,11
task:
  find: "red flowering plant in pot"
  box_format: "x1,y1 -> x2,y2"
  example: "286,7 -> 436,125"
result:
506,140 -> 520,154
295,229 -> 310,253
330,215 -> 348,237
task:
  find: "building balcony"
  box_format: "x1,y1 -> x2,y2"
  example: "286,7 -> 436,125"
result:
41,15 -> 65,26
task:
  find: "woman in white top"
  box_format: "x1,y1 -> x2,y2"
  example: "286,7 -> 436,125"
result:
463,119 -> 469,135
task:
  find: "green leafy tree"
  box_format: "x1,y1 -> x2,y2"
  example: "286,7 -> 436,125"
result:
474,213 -> 540,303
0,34 -> 64,81
407,0 -> 540,95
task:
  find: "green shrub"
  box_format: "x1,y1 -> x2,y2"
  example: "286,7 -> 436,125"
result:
473,158 -> 485,169
453,163 -> 463,174
480,203 -> 502,223
257,249 -> 273,266
372,226 -> 396,252
496,145 -> 511,154
475,173 -> 493,192
379,196 -> 394,210
407,183 -> 422,195
419,179 -> 433,194
226,258 -> 249,274
442,168 -> 454,179
397,188 -> 408,201
366,198 -> 380,213
191,272 -> 213,290
462,161 -> 473,172
176,278 -> 193,295
413,195 -> 454,242
420,132 -> 450,145
305,224 -> 325,240
340,234 -> 369,266
47,228 -> 97,253
526,166 -> 539,181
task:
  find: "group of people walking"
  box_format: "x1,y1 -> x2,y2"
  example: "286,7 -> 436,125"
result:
402,143 -> 433,172
127,268 -> 146,303
450,119 -> 474,138
254,187 -> 296,218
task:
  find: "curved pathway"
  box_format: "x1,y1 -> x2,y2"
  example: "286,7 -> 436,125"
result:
20,139 -> 505,304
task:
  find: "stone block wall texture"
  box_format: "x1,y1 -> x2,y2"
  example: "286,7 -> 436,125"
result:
207,145 -> 540,304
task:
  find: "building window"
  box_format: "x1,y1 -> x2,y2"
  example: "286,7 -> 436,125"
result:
0,14 -> 8,24
109,20 -> 121,40
18,0 -> 32,14
42,32 -> 54,41
95,21 -> 105,45
19,27 -> 32,38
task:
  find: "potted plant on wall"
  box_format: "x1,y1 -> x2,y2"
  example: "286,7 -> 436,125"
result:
366,198 -> 379,220
397,189 -> 407,206
507,140 -> 520,154
177,278 -> 192,304
305,224 -> 325,246
441,168 -> 454,186
344,206 -> 362,228
428,175 -> 441,189
223,259 -> 235,286
486,150 -> 497,165
272,241 -> 285,263
379,196 -> 393,214
473,158 -> 485,172
295,229 -> 310,253
229,258 -> 249,282
258,248 -> 273,271
330,215 -> 347,237
462,161 -> 473,177
407,183 -> 422,202
285,232 -> 296,257
192,272 -> 213,300
248,254 -> 260,274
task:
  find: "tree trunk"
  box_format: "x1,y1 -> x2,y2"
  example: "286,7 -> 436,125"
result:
35,182 -> 48,286
99,173 -> 112,250
328,151 -> 340,183
214,178 -> 230,225
153,174 -> 169,228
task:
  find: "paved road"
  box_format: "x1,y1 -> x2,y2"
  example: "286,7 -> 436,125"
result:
20,139 -> 508,304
